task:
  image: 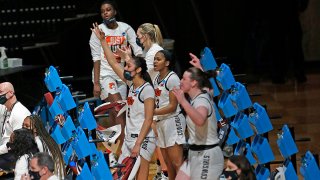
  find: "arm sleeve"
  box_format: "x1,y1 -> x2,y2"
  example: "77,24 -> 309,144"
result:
89,32 -> 102,62
144,49 -> 156,71
140,85 -> 155,101
11,107 -> 30,131
166,74 -> 180,91
0,144 -> 8,154
35,136 -> 44,152
125,25 -> 143,56
193,97 -> 212,116
14,155 -> 29,180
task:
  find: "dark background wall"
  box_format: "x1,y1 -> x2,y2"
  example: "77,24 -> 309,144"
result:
1,0 -> 318,109
23,0 -> 250,76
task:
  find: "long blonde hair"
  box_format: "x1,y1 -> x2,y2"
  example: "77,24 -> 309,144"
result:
138,23 -> 163,46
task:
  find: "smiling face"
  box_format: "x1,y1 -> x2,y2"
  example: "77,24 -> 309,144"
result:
154,51 -> 169,71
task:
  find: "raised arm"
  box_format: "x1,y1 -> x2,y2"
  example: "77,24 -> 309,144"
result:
189,53 -> 203,71
91,23 -> 126,82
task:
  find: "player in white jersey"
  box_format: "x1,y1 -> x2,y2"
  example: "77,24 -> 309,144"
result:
119,82 -> 156,161
137,23 -> 171,178
89,0 -> 142,148
153,50 -> 186,179
91,23 -> 156,180
136,23 -> 164,81
172,67 -> 224,180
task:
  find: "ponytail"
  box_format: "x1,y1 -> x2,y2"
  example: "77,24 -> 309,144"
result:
202,71 -> 213,89
132,56 -> 153,87
138,23 -> 163,46
142,72 -> 153,87
153,24 -> 163,46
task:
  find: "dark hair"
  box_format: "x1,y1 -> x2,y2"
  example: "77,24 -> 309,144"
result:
132,56 -> 153,86
186,67 -> 212,90
100,0 -> 118,11
158,49 -> 175,71
229,155 -> 256,180
11,128 -> 38,158
32,152 -> 55,173
26,115 -> 66,178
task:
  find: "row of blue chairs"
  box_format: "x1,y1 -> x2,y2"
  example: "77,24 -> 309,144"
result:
42,66 -> 113,179
199,47 -> 320,179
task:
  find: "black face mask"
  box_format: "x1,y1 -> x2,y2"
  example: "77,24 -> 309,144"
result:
0,93 -> 8,105
123,70 -> 133,81
136,37 -> 144,49
103,17 -> 116,26
29,170 -> 41,180
6,142 -> 14,152
221,169 -> 239,180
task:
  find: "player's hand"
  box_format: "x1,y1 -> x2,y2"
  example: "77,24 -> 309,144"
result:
172,86 -> 187,105
93,83 -> 101,97
91,22 -> 105,41
189,53 -> 203,71
131,143 -> 140,158
116,46 -> 132,62
20,173 -> 31,180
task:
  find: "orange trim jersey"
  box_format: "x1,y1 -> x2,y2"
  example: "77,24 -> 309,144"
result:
90,22 -> 142,80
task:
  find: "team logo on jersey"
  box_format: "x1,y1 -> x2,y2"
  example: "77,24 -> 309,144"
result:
159,79 -> 166,87
127,96 -> 134,105
104,35 -> 127,60
155,88 -> 162,97
109,82 -> 116,90
133,89 -> 140,97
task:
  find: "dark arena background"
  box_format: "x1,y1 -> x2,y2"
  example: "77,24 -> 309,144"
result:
1,0 -> 319,108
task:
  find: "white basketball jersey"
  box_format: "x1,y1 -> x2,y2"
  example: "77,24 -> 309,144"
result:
153,71 -> 181,120
186,93 -> 219,145
125,82 -> 155,137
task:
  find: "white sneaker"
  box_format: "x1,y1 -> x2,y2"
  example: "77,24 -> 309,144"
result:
153,172 -> 168,180
109,152 -> 118,167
